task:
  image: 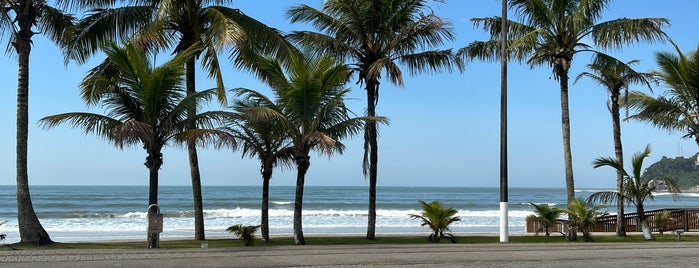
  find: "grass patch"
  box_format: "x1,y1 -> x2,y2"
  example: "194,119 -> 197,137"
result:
2,233 -> 698,251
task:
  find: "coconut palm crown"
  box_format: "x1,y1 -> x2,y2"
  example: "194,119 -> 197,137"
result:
287,0 -> 457,240
457,1 -> 669,235
39,42 -> 231,206
626,43 -> 699,146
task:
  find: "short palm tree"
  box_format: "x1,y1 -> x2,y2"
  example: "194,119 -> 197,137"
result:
2,0 -> 76,245
526,203 -> 563,236
653,210 -> 674,235
409,200 -> 461,243
588,145 -> 681,240
227,224 -> 261,246
626,43 -> 699,147
60,0 -> 292,240
574,54 -> 655,236
223,108 -> 294,241
234,49 -> 384,245
287,0 -> 456,240
40,42 -> 230,208
564,197 -> 606,242
458,1 -> 669,235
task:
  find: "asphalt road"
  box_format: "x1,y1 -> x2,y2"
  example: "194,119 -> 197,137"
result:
2,242 -> 698,267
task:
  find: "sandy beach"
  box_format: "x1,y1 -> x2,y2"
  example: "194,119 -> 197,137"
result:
2,241 -> 699,267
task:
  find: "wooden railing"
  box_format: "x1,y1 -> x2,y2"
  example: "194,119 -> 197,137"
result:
525,208 -> 699,234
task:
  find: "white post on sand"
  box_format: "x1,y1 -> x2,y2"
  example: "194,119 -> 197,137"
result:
499,0 -> 509,243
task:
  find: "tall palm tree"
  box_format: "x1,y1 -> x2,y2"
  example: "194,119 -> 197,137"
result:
626,43 -> 699,147
1,0 -> 75,245
287,0 -> 456,240
39,42 -> 231,244
61,0 -> 292,240
234,49 -> 384,245
458,0 -> 669,239
223,107 -> 294,241
574,54 -> 655,237
588,145 -> 681,240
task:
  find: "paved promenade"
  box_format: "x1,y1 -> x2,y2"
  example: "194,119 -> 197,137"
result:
2,242 -> 699,267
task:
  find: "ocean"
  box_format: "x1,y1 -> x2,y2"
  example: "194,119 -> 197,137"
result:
1,185 -> 698,244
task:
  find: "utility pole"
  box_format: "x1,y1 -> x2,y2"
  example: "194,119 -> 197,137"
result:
499,0 -> 509,243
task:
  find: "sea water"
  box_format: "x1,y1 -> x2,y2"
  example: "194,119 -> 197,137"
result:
1,185 -> 698,243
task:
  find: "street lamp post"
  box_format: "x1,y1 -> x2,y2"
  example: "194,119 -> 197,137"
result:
499,0 -> 509,243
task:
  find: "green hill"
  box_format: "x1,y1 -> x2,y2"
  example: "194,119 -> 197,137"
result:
642,153 -> 699,190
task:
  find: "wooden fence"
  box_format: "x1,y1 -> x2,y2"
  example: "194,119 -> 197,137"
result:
525,208 -> 699,234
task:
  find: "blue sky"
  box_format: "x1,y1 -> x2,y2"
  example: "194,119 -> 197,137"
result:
1,0 -> 698,188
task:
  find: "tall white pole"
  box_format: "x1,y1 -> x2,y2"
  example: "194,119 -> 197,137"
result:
499,0 -> 509,243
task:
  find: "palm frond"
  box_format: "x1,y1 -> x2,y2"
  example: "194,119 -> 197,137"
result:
62,5 -> 155,64
592,18 -> 670,50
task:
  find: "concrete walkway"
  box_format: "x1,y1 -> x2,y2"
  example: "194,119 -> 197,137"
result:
2,242 -> 698,267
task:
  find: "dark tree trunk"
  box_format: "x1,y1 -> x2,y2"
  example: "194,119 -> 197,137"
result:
293,155 -> 310,245
146,149 -> 162,249
185,58 -> 206,241
14,7 -> 52,244
610,91 -> 626,237
365,80 -> 379,240
261,163 -> 273,241
145,150 -> 163,205
556,64 -> 576,241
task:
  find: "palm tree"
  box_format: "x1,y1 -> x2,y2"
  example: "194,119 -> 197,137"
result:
1,0 -> 76,245
39,42 -> 231,246
61,0 -> 292,240
409,200 -> 461,243
626,43 -> 699,147
234,49 -> 384,245
457,0 -> 669,239
574,54 -> 655,236
226,224 -> 261,246
287,0 -> 456,240
526,203 -> 563,236
564,197 -> 606,242
588,145 -> 681,240
223,108 -> 294,241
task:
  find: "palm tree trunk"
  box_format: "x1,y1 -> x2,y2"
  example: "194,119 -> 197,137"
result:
610,92 -> 626,237
293,155 -> 310,245
185,58 -> 206,241
640,219 -> 654,240
558,68 -> 576,241
146,152 -> 162,249
365,80 -> 379,240
637,206 -> 654,240
14,15 -> 52,244
146,152 -> 162,205
261,164 -> 273,241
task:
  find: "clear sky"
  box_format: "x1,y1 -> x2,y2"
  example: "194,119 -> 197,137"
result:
1,0 -> 698,188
